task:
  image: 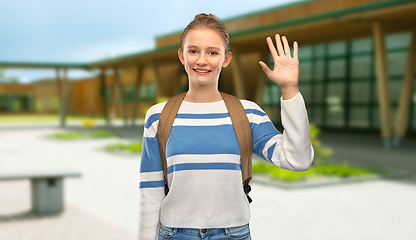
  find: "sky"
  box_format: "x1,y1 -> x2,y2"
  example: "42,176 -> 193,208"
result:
0,0 -> 302,83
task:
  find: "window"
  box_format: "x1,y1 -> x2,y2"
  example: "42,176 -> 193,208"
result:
350,82 -> 371,104
350,107 -> 369,128
259,31 -> 415,133
351,55 -> 372,79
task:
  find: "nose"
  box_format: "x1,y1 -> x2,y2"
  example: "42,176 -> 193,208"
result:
196,53 -> 207,66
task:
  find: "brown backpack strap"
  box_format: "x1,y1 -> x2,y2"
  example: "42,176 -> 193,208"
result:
157,92 -> 253,202
220,92 -> 253,202
157,92 -> 187,195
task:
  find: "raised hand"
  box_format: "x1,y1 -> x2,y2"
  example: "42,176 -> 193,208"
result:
259,34 -> 300,100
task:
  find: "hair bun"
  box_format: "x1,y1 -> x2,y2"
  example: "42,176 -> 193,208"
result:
194,13 -> 219,21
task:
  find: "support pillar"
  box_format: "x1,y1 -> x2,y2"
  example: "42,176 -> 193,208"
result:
99,68 -> 109,125
132,65 -> 143,126
114,67 -> 128,126
108,70 -> 117,125
55,68 -> 67,128
373,22 -> 394,148
230,48 -> 246,99
152,62 -> 163,99
394,28 -> 416,147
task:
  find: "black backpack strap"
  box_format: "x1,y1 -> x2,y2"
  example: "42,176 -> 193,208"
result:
157,92 -> 187,195
220,92 -> 253,203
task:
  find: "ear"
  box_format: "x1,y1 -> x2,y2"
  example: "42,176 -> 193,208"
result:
178,48 -> 185,65
222,51 -> 233,68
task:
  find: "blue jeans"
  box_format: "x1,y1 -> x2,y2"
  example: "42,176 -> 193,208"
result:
158,222 -> 251,240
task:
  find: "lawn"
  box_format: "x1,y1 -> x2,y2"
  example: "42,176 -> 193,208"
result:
46,130 -> 118,140
251,124 -> 383,183
0,114 -> 104,123
252,159 -> 381,183
104,142 -> 143,154
0,114 -> 144,124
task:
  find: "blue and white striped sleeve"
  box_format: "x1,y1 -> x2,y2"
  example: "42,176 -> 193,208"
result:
138,103 -> 166,240
244,92 -> 314,172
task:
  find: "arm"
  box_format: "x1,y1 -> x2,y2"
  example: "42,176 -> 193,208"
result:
138,105 -> 166,240
253,34 -> 313,171
278,93 -> 314,171
249,95 -> 314,172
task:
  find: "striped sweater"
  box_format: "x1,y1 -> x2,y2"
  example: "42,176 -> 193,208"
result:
138,92 -> 314,239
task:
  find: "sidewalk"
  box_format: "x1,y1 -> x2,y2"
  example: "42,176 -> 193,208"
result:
0,126 -> 415,239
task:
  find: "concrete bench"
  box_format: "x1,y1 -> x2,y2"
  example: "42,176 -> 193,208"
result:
0,170 -> 81,215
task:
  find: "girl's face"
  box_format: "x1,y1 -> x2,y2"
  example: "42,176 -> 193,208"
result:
178,28 -> 232,88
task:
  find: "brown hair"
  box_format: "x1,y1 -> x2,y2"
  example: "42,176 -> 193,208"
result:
181,13 -> 231,53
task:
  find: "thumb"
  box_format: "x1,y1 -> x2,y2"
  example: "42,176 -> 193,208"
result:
259,61 -> 272,77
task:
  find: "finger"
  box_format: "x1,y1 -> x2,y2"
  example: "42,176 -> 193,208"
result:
275,34 -> 285,56
266,37 -> 278,61
282,36 -> 291,56
293,41 -> 298,59
259,61 -> 272,76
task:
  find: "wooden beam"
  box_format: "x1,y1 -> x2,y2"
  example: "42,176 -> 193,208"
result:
113,67 -> 128,126
373,22 -> 394,148
131,65 -> 143,126
99,68 -> 109,125
230,48 -> 246,99
394,28 -> 416,146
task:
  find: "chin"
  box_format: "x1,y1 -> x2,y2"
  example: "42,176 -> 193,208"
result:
191,79 -> 217,87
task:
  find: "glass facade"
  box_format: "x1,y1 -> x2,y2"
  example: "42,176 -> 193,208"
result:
0,94 -> 34,112
105,82 -> 155,103
262,31 -> 416,134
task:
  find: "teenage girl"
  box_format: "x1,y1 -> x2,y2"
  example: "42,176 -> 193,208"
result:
138,13 -> 314,240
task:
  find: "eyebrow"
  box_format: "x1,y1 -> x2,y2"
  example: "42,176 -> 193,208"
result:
187,45 -> 221,51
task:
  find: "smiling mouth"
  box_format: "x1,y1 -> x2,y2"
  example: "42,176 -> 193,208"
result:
193,68 -> 211,73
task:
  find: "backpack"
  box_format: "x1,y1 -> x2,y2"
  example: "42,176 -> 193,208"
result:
157,92 -> 254,203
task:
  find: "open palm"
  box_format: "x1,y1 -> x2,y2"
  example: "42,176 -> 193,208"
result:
259,34 -> 299,89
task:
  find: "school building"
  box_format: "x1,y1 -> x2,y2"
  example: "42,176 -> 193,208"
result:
1,0 -> 416,147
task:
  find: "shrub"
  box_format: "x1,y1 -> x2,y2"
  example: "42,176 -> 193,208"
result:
310,124 -> 333,164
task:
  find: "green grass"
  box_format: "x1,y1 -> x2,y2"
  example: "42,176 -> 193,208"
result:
104,142 -> 143,154
88,131 -> 118,138
252,160 -> 381,183
46,131 -> 85,140
0,114 -> 105,123
0,114 -> 145,123
46,130 -> 118,140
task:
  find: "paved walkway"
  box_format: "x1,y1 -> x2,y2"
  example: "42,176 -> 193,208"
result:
0,125 -> 415,239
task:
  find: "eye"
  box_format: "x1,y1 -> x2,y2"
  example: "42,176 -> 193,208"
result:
209,51 -> 218,55
188,50 -> 197,54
